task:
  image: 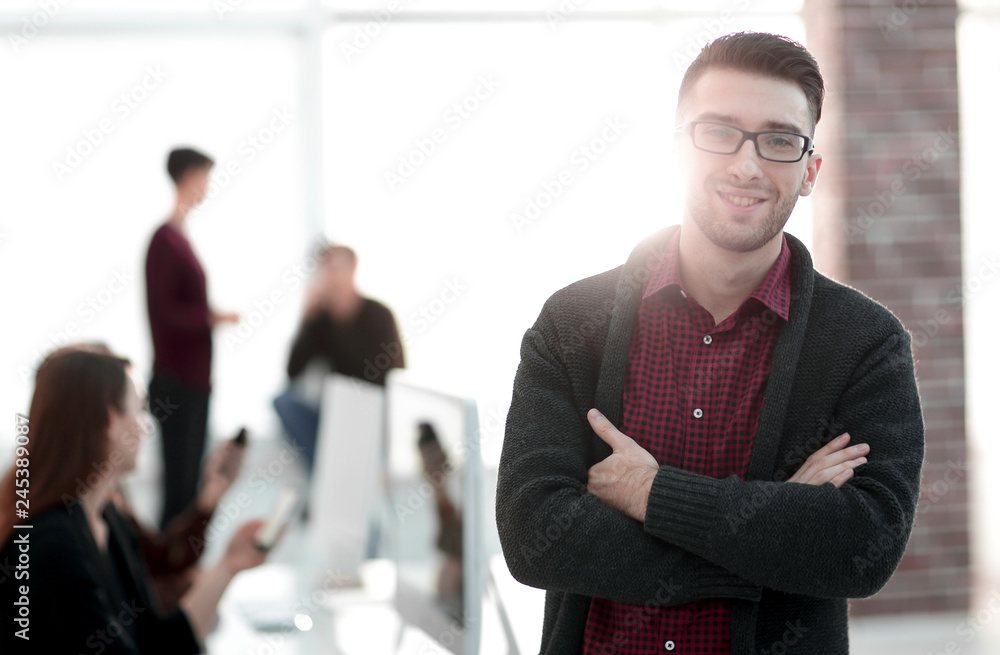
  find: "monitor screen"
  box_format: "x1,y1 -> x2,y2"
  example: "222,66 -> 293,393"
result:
384,371 -> 482,655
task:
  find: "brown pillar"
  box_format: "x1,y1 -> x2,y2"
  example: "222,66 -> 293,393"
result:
804,0 -> 968,614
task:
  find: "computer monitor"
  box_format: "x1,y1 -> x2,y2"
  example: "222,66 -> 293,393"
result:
308,373 -> 385,584
384,371 -> 483,655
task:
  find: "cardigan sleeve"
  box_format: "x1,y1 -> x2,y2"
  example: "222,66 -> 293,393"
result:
642,329 -> 924,599
496,318 -> 762,607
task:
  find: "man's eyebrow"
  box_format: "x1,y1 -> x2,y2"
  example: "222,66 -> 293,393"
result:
695,112 -> 807,135
695,112 -> 740,125
761,119 -> 807,134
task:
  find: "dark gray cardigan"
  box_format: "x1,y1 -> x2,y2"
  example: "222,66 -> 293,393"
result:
496,226 -> 924,654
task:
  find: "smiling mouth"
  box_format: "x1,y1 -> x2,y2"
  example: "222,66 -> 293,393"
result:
723,193 -> 765,208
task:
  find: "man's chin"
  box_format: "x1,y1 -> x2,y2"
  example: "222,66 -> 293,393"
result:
695,218 -> 782,254
710,234 -> 767,253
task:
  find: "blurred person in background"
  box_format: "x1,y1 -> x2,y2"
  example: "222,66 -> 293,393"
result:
145,147 -> 239,529
115,431 -> 246,612
0,345 -> 268,654
274,244 -> 404,471
26,342 -> 249,614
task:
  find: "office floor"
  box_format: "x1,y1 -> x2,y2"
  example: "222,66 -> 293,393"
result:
124,433 -> 999,654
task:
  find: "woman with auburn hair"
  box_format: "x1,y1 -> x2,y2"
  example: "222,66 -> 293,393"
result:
0,345 -> 268,654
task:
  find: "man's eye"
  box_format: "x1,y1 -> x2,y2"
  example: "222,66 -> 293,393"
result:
704,126 -> 736,139
765,135 -> 796,149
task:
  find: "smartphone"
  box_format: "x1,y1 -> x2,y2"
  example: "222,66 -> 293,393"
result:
232,427 -> 248,448
253,487 -> 298,552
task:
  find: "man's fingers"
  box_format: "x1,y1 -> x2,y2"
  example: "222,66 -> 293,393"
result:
808,432 -> 851,460
826,456 -> 867,482
587,409 -> 627,450
814,456 -> 868,486
829,455 -> 868,488
830,468 -> 854,489
814,441 -> 869,469
801,432 -> 868,470
789,444 -> 868,486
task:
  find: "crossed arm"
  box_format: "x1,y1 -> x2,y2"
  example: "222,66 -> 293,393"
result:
587,408 -> 869,523
497,324 -> 923,604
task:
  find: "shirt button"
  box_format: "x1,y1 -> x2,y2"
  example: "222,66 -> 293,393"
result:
693,408 -> 703,419
702,335 -> 712,345
665,641 -> 676,651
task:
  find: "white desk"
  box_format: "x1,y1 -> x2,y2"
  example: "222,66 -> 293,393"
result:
207,559 -> 448,654
205,553 -> 547,655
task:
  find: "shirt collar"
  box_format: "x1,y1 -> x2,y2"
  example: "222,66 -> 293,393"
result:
643,228 -> 793,321
749,236 -> 792,321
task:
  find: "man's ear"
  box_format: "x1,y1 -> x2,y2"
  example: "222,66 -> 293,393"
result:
799,151 -> 822,197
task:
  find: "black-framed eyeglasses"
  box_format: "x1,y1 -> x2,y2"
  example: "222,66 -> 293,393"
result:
676,120 -> 815,163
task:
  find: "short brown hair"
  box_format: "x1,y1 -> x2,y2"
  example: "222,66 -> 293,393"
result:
678,32 -> 825,133
167,147 -> 214,184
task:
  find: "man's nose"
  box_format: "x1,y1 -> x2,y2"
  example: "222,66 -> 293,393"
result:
728,138 -> 764,180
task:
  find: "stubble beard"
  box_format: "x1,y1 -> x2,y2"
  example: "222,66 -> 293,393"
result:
688,182 -> 800,253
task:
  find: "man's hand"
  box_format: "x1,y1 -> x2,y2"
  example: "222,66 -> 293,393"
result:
302,280 -> 327,320
787,433 -> 869,488
586,409 -> 659,522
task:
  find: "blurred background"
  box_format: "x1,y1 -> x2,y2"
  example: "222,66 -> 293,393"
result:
0,0 -> 996,653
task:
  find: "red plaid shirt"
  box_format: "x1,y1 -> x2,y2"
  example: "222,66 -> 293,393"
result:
582,229 -> 792,654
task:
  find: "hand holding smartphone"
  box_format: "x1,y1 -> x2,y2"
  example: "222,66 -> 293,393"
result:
253,487 -> 298,552
216,427 -> 248,480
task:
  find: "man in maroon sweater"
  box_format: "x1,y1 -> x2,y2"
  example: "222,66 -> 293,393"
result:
145,147 -> 239,529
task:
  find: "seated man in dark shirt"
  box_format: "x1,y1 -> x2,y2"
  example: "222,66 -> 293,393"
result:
274,245 -> 404,470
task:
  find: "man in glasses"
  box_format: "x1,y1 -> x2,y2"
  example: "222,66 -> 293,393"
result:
497,32 -> 923,654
